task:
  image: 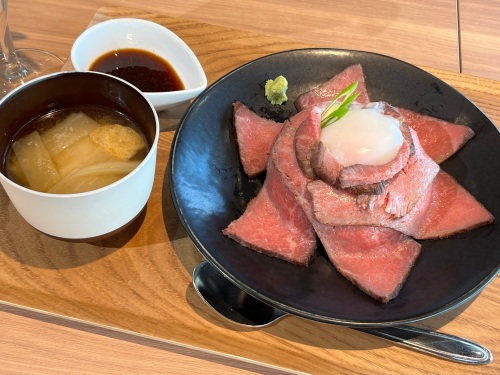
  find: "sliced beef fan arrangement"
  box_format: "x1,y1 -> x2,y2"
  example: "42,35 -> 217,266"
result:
223,64 -> 494,303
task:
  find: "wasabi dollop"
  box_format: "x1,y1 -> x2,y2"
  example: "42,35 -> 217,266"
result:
265,75 -> 288,105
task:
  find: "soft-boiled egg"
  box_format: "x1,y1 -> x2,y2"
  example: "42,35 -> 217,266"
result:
320,103 -> 403,166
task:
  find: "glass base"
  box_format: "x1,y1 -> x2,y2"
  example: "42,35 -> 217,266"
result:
0,48 -> 64,98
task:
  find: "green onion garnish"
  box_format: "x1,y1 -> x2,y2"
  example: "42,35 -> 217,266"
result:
320,82 -> 360,128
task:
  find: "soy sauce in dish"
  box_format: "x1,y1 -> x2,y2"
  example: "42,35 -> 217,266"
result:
90,48 -> 184,93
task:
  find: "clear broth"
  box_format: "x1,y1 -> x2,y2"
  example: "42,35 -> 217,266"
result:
5,105 -> 149,193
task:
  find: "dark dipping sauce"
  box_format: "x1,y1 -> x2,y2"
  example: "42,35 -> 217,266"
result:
89,48 -> 185,93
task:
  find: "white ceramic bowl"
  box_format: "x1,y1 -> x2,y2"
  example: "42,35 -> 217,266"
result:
71,18 -> 207,111
0,71 -> 159,240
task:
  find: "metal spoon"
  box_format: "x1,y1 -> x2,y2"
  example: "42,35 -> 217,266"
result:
193,261 -> 492,365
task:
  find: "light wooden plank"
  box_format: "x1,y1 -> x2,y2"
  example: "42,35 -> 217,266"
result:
0,302 -> 299,375
8,0 -> 458,73
459,0 -> 500,80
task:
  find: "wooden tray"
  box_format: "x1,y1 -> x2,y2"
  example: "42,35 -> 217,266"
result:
1,6 -> 499,374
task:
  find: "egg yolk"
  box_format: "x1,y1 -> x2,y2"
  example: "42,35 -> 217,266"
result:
320,106 -> 403,166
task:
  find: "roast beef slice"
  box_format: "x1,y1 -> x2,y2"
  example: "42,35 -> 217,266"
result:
317,225 -> 421,303
397,107 -> 475,164
233,101 -> 284,177
309,170 -> 494,240
355,128 -> 440,218
223,158 -> 317,266
294,64 -> 370,111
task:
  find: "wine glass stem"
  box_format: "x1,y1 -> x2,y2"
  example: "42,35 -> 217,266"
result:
0,0 -> 28,81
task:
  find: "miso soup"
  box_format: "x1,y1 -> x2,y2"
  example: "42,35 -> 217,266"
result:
5,105 -> 149,194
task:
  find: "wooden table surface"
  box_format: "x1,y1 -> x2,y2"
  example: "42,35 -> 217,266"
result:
1,2 -> 500,374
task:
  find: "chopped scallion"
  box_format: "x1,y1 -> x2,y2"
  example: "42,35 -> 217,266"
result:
320,82 -> 360,128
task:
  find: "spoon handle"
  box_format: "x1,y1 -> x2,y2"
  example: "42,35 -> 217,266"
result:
194,261 -> 492,365
360,326 -> 492,365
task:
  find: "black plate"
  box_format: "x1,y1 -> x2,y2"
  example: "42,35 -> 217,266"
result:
168,49 -> 500,327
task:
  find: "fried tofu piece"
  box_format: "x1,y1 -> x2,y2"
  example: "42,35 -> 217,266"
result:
89,124 -> 146,160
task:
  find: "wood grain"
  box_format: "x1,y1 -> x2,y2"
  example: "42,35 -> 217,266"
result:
0,302 -> 299,375
7,0 -> 500,81
459,0 -> 500,80
3,0 -> 460,75
0,5 -> 499,375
